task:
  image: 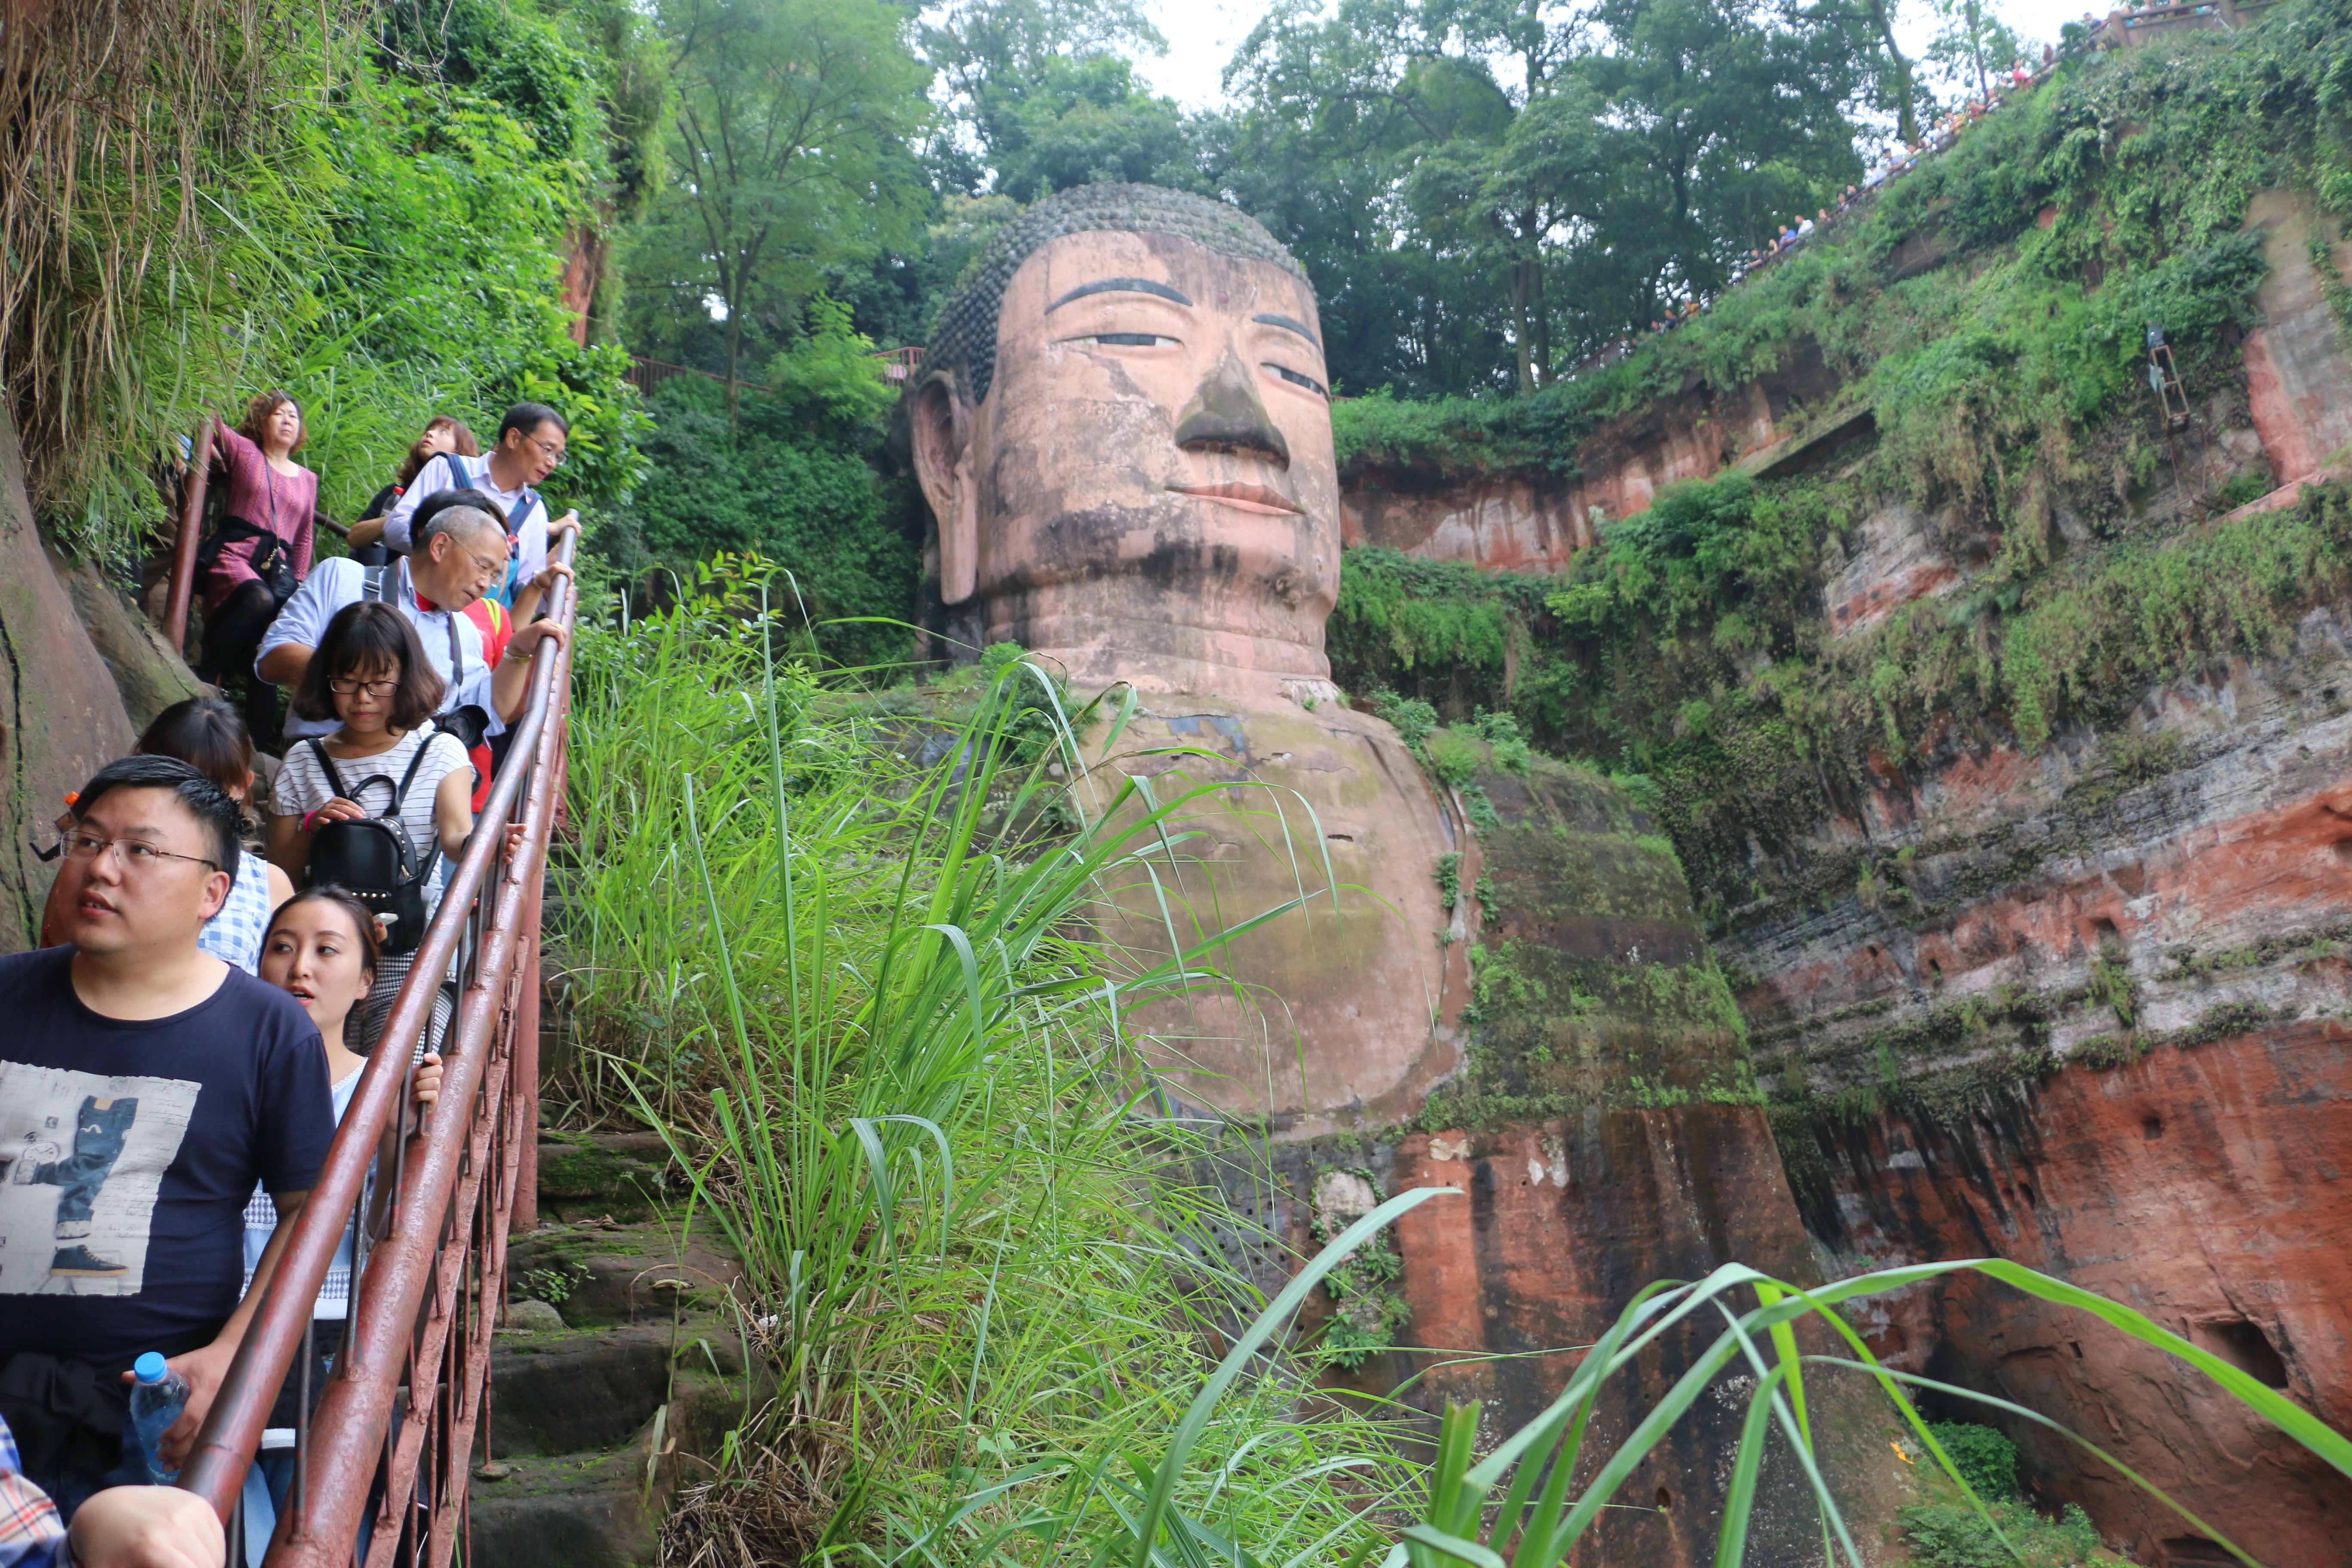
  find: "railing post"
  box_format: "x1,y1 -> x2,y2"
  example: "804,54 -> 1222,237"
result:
511,888 -> 542,1236
164,417 -> 217,652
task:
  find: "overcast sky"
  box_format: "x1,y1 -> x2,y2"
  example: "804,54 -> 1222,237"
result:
1128,0 -> 2099,108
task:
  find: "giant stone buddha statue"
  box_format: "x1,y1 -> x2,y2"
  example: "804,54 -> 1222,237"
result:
905,186 -> 1889,1565
909,186 -> 1463,1131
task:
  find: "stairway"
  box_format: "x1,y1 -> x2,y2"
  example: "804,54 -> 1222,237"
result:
469,1131 -> 755,1568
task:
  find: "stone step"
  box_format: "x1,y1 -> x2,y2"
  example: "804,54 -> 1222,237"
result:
472,1206 -> 757,1567
506,1214 -> 746,1328
534,1131 -> 678,1223
469,1412 -> 668,1568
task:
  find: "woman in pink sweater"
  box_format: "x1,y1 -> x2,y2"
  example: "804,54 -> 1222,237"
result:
198,390 -> 322,739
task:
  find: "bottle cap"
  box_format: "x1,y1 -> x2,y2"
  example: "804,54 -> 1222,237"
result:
134,1352 -> 168,1384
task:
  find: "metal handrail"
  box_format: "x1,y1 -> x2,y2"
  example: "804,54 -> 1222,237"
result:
175,534 -> 576,1565
163,418 -> 218,651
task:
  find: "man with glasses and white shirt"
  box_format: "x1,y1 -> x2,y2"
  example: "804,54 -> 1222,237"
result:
254,502 -> 567,744
346,403 -> 580,608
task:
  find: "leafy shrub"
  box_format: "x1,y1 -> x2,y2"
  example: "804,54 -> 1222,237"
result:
1928,1421 -> 2020,1501
1366,689 -> 1440,748
1423,729 -> 1485,786
604,375 -> 915,669
1900,1500 -> 2110,1568
1475,708 -> 1533,773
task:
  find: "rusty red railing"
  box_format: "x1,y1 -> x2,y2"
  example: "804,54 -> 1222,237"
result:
175,533 -> 576,1565
624,355 -> 766,399
162,417 -> 219,652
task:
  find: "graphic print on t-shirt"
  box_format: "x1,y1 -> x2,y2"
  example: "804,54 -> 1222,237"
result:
0,1061 -> 199,1295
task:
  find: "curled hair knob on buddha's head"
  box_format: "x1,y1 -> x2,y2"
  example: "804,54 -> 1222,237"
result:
917,184 -> 1306,408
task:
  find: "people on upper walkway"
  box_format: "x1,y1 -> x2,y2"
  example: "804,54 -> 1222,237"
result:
348,417 -> 480,568
254,502 -> 567,745
361,404 -> 581,609
195,393 -> 325,741
0,756 -> 333,1520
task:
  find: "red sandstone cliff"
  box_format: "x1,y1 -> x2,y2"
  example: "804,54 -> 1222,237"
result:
1352,189 -> 2352,1566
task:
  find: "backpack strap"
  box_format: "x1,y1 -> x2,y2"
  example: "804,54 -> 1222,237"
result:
371,560 -> 463,691
196,515 -> 284,575
309,732 -> 434,827
306,737 -> 354,804
386,729 -> 438,816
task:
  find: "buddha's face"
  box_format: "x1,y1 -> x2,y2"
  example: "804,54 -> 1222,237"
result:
913,229 -> 1341,697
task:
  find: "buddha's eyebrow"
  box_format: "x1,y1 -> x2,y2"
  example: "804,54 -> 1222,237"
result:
1253,312 -> 1320,348
1047,277 -> 1193,312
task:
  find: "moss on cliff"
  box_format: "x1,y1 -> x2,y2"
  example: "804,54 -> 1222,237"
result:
1330,6 -> 2352,927
1406,741 -> 1762,1133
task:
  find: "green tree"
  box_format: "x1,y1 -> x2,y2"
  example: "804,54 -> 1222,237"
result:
1224,0 -> 1520,394
631,0 -> 932,417
1227,0 -> 1864,391
919,0 -> 1213,203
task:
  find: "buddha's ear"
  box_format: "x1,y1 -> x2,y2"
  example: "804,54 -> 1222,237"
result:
912,377 -> 979,606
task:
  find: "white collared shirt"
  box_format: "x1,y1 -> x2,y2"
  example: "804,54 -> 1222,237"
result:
377,451 -> 549,604
257,557 -> 498,741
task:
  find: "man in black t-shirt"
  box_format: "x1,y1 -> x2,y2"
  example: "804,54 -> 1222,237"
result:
0,756 -> 334,1519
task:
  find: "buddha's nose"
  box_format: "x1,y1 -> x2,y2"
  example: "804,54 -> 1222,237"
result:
1173,352 -> 1290,467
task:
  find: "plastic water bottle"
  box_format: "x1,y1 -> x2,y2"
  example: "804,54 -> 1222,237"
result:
128,1352 -> 189,1484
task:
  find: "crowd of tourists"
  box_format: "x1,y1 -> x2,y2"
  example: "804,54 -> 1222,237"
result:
0,400 -> 575,1566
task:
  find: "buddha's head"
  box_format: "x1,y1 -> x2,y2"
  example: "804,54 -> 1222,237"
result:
909,185 -> 1340,701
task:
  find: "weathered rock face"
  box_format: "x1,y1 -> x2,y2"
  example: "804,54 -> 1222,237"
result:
1338,340 -> 1850,576
1173,751 -> 1900,1567
1798,1027 -> 2352,1568
0,413 -> 134,949
50,548 -> 205,732
1341,470 -> 1589,573
1734,611 -> 2352,1565
1347,187 -> 2352,1561
2240,191 -> 2352,488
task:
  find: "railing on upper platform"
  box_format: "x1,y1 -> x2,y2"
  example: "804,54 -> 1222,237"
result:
173,533 -> 575,1566
2095,0 -> 2278,45
624,355 -> 767,400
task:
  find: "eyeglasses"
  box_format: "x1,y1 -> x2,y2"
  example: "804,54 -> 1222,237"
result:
60,832 -> 219,874
328,677 -> 400,698
526,434 -> 567,470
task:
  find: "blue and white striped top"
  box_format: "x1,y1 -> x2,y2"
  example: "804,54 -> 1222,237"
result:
199,848 -> 273,974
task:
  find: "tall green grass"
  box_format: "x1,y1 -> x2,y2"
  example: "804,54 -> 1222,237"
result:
558,563 -> 1414,1562
1093,1222 -> 2352,1568
561,560 -> 2352,1567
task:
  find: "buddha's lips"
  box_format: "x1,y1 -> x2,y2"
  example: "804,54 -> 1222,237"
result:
1168,483 -> 1304,516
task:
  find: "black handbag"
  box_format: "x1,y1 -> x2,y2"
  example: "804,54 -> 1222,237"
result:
194,516 -> 300,610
